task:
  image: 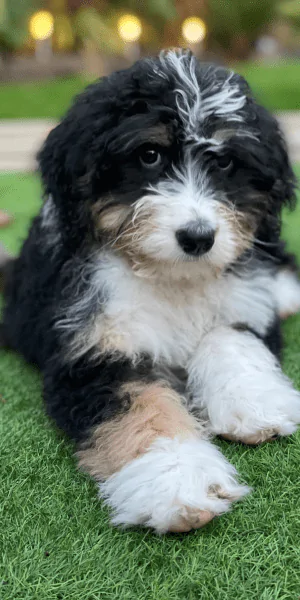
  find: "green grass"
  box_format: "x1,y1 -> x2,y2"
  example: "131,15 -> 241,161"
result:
0,76 -> 89,120
236,60 -> 300,112
1,170 -> 300,599
0,60 -> 300,119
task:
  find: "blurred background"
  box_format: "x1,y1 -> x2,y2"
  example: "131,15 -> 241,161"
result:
0,0 -> 299,170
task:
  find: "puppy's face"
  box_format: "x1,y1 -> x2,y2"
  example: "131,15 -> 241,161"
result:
39,51 -> 295,274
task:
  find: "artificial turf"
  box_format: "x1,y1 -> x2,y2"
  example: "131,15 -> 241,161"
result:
1,171 -> 300,600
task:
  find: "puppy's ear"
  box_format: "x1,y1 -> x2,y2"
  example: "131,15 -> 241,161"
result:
38,81 -> 112,205
37,81 -> 114,250
249,103 -> 297,249
253,104 -> 296,210
38,117 -> 78,201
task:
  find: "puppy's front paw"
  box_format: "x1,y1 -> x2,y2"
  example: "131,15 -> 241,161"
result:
210,383 -> 300,445
274,269 -> 300,319
99,437 -> 249,533
190,326 -> 300,445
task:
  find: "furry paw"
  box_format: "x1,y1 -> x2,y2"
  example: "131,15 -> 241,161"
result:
189,326 -> 300,446
274,269 -> 300,319
210,380 -> 300,445
221,430 -> 281,445
99,437 -> 249,533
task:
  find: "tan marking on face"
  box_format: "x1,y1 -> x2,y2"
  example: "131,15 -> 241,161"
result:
98,205 -> 132,232
217,203 -> 256,258
110,200 -> 159,272
94,202 -> 161,277
91,123 -> 171,235
77,382 -> 199,480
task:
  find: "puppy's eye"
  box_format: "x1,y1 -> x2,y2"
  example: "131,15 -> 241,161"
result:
215,155 -> 233,172
139,147 -> 162,168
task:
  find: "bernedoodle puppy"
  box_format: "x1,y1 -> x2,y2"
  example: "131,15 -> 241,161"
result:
2,50 -> 300,533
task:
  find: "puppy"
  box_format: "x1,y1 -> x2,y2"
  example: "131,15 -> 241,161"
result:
2,50 -> 300,534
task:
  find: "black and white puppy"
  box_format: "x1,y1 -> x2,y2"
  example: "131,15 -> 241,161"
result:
2,50 -> 300,533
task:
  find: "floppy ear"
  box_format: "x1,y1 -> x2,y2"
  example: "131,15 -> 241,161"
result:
253,104 -> 296,211
38,116 -> 81,201
37,80 -> 115,244
250,103 -> 297,249
38,77 -> 116,198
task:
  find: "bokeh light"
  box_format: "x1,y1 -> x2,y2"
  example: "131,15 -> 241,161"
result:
29,11 -> 54,41
182,17 -> 206,44
117,14 -> 142,43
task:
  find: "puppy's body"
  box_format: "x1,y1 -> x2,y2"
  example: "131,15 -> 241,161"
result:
2,51 -> 300,533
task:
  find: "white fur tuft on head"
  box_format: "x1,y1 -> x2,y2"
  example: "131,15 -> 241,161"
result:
159,50 -> 246,143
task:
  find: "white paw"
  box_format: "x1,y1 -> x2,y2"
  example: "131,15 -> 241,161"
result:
207,366 -> 300,444
188,327 -> 300,445
273,269 -> 300,319
99,437 -> 249,533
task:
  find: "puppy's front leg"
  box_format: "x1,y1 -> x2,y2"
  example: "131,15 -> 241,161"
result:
44,358 -> 248,533
188,326 -> 300,444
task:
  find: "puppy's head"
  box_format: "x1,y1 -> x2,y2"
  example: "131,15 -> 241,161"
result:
39,50 -> 296,275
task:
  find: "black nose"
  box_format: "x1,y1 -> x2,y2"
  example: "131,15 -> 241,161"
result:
176,225 -> 215,256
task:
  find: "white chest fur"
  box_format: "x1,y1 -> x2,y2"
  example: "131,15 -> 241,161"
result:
75,252 -> 276,367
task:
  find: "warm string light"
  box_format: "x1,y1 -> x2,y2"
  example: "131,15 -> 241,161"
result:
117,14 -> 142,43
29,11 -> 54,41
182,17 -> 207,45
29,11 -> 206,55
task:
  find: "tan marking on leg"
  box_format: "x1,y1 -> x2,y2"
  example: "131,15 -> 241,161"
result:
77,382 -> 199,480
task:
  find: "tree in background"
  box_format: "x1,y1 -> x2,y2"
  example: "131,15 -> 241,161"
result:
0,0 -> 42,60
207,0 -> 276,59
57,0 -> 291,60
55,0 -> 177,75
274,0 -> 300,55
277,0 -> 300,27
50,0 -> 74,51
0,0 -> 297,61
70,0 -> 176,54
